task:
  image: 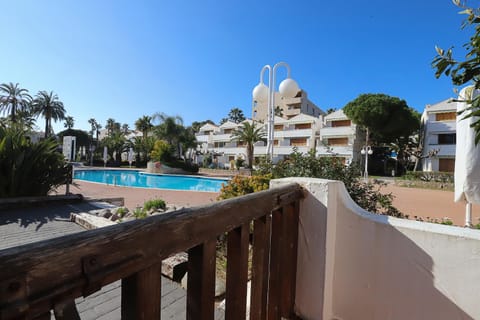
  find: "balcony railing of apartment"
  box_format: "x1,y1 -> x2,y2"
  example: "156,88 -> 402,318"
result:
0,184 -> 303,320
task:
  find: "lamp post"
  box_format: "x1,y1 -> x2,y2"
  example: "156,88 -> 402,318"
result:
252,62 -> 300,161
361,146 -> 373,182
360,128 -> 372,182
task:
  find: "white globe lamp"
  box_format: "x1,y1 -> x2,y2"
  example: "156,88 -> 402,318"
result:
279,78 -> 300,98
252,83 -> 269,103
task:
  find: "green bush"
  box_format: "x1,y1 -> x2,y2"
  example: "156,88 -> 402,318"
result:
150,140 -> 174,162
164,159 -> 199,173
218,175 -> 271,200
402,171 -> 454,183
0,126 -> 70,197
143,198 -> 166,211
256,148 -> 402,217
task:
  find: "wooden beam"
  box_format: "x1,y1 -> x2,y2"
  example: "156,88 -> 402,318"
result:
250,215 -> 271,320
267,209 -> 283,320
187,239 -> 216,320
53,300 -> 80,320
225,224 -> 249,320
279,202 -> 299,318
121,263 -> 162,320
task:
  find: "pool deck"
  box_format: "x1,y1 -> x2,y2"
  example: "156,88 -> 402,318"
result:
54,180 -> 220,210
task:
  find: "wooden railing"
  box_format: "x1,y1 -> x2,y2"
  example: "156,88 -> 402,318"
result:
0,183 -> 303,320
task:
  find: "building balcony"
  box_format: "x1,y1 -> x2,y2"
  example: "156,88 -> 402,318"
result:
320,126 -> 355,137
274,128 -> 315,139
2,179 -> 479,320
210,133 -> 232,142
316,145 -> 353,156
282,97 -> 302,105
427,121 -> 456,133
426,144 -> 456,156
195,134 -> 210,143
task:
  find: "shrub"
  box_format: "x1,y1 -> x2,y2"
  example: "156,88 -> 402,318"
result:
0,126 -> 70,197
143,198 -> 166,211
164,159 -> 199,173
218,175 -> 271,200
150,140 -> 174,162
255,148 -> 402,217
402,171 -> 454,183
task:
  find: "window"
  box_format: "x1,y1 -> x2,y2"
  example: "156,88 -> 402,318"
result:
435,112 -> 456,121
214,142 -> 225,148
295,123 -> 311,130
439,158 -> 455,172
438,133 -> 456,145
331,120 -> 351,127
290,138 -> 307,146
273,140 -> 279,146
274,124 -> 283,131
327,137 -> 348,146
224,129 -> 233,134
229,156 -> 235,161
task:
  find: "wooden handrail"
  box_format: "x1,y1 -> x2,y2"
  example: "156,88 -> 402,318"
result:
0,183 -> 303,320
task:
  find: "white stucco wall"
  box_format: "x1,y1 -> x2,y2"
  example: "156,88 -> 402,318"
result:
271,178 -> 480,320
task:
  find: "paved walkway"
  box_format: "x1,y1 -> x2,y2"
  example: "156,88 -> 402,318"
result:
0,201 -> 220,319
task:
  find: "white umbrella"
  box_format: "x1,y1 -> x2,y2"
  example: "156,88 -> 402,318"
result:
128,148 -> 134,168
103,146 -> 108,167
455,86 -> 480,226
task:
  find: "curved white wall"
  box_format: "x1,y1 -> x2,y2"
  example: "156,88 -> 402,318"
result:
271,178 -> 480,320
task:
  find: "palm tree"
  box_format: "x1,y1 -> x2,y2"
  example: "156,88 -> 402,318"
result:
154,113 -> 184,156
231,121 -> 266,168
64,116 -> 74,129
135,115 -> 153,139
227,107 -> 246,123
121,123 -> 130,135
32,91 -> 66,138
0,83 -> 32,123
105,118 -> 120,137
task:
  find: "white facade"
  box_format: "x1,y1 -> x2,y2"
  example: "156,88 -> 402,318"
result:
252,89 -> 324,121
421,99 -> 457,172
195,114 -> 322,168
317,109 -> 362,164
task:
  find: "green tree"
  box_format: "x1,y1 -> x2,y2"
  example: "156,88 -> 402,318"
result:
101,130 -> 127,165
227,107 -> 246,123
64,116 -> 74,129
57,128 -> 90,150
32,91 -> 66,138
105,118 -> 120,137
121,123 -> 130,135
0,126 -> 69,197
343,93 -> 420,144
432,0 -> 480,143
135,115 -> 153,139
231,121 -> 266,168
154,113 -> 184,156
0,82 -> 32,124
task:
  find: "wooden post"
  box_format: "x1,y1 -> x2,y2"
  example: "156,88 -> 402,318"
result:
267,209 -> 283,320
187,239 -> 216,320
250,215 -> 271,320
225,224 -> 249,320
121,263 -> 162,320
279,202 -> 299,318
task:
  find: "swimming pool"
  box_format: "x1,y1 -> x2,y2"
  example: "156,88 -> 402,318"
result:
74,170 -> 227,192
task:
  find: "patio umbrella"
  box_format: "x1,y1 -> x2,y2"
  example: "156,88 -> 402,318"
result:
103,146 -> 108,167
128,148 -> 134,168
455,86 -> 480,226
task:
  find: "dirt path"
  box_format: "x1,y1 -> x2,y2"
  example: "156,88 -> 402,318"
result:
382,184 -> 480,226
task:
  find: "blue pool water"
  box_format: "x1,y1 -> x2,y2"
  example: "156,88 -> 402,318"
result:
74,170 -> 227,192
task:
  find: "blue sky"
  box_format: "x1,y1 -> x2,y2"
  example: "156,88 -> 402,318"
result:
0,0 -> 471,133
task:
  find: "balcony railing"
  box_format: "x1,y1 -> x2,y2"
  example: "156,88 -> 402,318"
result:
0,184 -> 303,320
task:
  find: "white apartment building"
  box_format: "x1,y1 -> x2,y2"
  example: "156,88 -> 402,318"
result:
252,90 -> 324,121
421,98 -> 457,172
195,114 -> 322,168
317,109 -> 362,165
